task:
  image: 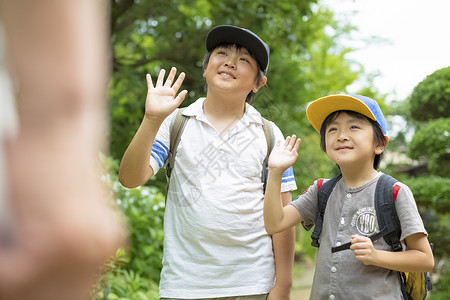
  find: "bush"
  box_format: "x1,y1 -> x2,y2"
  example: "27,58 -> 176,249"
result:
409,118 -> 450,177
93,155 -> 166,299
409,66 -> 450,122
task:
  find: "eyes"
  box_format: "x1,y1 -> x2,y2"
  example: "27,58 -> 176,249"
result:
327,125 -> 361,133
215,49 -> 251,63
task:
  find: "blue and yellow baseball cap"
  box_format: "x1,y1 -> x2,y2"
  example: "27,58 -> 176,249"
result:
306,94 -> 387,135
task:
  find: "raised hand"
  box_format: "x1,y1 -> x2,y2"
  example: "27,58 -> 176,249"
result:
145,67 -> 188,120
268,135 -> 301,173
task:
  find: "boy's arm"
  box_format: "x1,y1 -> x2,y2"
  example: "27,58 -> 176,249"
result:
264,136 -> 302,234
0,1 -> 126,298
118,69 -> 187,188
350,233 -> 434,272
268,191 -> 295,299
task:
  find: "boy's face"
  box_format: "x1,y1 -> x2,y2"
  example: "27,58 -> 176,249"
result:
203,45 -> 267,98
324,112 -> 386,170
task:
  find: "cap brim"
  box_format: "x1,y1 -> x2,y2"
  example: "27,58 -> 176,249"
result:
306,95 -> 377,133
206,25 -> 269,73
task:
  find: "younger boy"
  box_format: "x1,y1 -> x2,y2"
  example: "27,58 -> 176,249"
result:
119,25 -> 296,299
264,94 -> 434,299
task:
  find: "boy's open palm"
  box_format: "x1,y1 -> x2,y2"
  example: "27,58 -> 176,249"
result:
268,135 -> 301,172
145,67 -> 188,120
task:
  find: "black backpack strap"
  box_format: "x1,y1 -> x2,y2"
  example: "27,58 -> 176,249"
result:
375,174 -> 402,252
331,224 -> 394,253
311,174 -> 342,248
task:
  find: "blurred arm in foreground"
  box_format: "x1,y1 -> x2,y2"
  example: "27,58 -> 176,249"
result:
0,1 -> 126,299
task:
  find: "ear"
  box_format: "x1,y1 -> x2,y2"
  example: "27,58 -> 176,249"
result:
252,76 -> 267,93
375,135 -> 389,155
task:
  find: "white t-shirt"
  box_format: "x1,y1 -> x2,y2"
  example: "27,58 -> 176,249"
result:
150,98 -> 297,298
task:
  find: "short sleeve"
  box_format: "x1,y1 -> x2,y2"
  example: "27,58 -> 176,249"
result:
149,110 -> 177,175
394,182 -> 428,241
290,180 -> 323,231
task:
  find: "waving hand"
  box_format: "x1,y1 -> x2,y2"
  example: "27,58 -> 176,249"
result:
269,135 -> 301,173
145,67 -> 188,120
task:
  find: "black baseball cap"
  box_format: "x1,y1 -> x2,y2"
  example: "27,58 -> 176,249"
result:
206,25 -> 270,74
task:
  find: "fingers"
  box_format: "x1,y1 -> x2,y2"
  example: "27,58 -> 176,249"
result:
171,71 -> 186,92
156,68 -> 166,86
164,67 -> 176,87
147,67 -> 186,92
350,235 -> 373,252
146,73 -> 154,89
294,138 -> 301,152
174,90 -> 188,106
351,234 -> 370,244
282,135 -> 301,153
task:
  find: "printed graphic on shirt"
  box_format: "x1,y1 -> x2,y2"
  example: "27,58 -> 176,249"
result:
351,206 -> 377,235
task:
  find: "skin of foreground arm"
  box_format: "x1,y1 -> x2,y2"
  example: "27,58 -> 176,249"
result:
0,1 -> 126,299
118,68 -> 187,188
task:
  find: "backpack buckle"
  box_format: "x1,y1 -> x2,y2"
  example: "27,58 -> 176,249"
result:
392,242 -> 402,252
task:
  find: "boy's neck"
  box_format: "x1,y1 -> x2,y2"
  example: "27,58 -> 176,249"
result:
204,93 -> 246,119
340,166 -> 379,188
203,94 -> 246,137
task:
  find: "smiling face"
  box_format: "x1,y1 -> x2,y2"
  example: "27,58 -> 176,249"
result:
321,111 -> 387,171
202,44 -> 266,101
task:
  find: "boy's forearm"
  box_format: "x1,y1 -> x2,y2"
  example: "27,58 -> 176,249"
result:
271,192 -> 295,291
370,248 -> 434,272
263,170 -> 285,234
118,117 -> 162,188
353,234 -> 434,272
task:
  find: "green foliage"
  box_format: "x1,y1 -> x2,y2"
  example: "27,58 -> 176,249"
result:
404,65 -> 450,298
93,249 -> 159,300
429,262 -> 450,300
402,176 -> 450,212
114,183 -> 166,282
409,66 -> 450,122
409,118 -> 450,177
94,155 -> 165,298
402,176 -> 450,260
96,267 -> 159,300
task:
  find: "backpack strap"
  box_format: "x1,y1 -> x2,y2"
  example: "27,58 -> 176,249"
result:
375,174 -> 402,252
261,117 -> 274,191
166,107 -> 188,179
311,174 -> 343,248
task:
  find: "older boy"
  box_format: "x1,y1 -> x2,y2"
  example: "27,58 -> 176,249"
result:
264,94 -> 434,299
119,25 -> 296,299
